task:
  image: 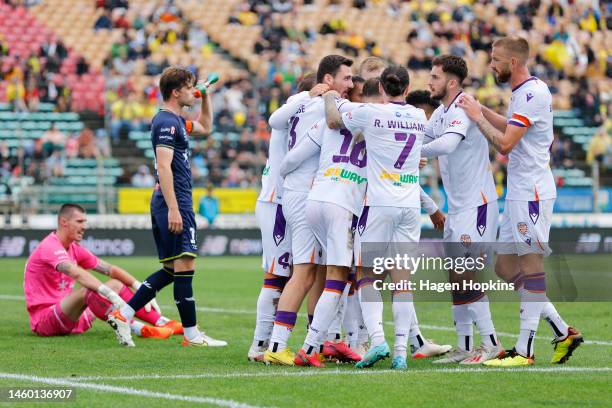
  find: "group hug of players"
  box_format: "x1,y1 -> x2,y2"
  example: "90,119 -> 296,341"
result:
22,36 -> 583,369
248,36 -> 584,369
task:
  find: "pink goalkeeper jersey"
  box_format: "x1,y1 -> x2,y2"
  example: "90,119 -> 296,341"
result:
24,232 -> 99,330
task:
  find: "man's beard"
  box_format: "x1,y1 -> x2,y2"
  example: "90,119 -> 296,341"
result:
431,88 -> 446,101
494,68 -> 511,84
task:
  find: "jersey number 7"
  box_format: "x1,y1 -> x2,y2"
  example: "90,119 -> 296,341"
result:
394,133 -> 416,170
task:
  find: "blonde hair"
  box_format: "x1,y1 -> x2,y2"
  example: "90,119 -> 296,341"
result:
493,37 -> 530,64
358,57 -> 387,77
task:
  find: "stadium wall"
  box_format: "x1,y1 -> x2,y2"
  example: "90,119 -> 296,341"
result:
1,227 -> 610,258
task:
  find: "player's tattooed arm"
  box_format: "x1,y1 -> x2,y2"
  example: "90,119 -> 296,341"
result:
481,105 -> 507,133
56,261 -> 104,292
57,261 -> 77,276
457,93 -> 521,155
324,92 -> 345,129
92,260 -> 112,275
474,116 -> 507,153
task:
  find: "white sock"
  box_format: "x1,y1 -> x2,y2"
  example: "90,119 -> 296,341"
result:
343,293 -> 360,348
184,325 -> 199,341
155,316 -> 170,326
268,324 -> 293,352
392,292 -> 414,358
120,304 -> 136,321
516,290 -> 547,357
304,286 -> 343,352
408,305 -> 425,352
252,287 -> 282,348
130,320 -> 144,336
328,283 -> 350,342
359,284 -> 385,348
452,303 -> 473,351
467,295 -> 498,347
541,301 -> 569,340
355,287 -> 369,346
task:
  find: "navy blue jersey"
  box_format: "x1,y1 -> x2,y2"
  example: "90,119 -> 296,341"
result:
150,110 -> 194,210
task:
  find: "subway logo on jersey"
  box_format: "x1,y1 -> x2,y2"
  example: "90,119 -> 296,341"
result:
323,167 -> 367,184
380,170 -> 419,186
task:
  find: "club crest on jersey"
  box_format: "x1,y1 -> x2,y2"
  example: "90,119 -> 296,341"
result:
517,222 -> 531,246
528,200 -> 540,224
395,111 -> 402,117
526,92 -> 534,102
272,206 -> 287,246
460,234 -> 471,247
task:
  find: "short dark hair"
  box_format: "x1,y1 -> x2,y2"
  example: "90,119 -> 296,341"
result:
406,90 -> 440,110
159,67 -> 196,101
297,73 -> 317,92
380,65 -> 409,97
352,75 -> 365,85
58,203 -> 85,220
362,78 -> 381,97
432,55 -> 468,84
316,54 -> 353,83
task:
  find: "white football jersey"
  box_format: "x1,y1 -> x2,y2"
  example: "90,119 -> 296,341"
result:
308,119 -> 367,216
257,127 -> 287,204
425,92 -> 498,214
505,77 -> 556,201
342,102 -> 426,208
284,97 -> 356,193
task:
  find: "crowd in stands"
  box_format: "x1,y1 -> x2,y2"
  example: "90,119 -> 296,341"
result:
1,0 -> 610,194
0,125 -> 107,186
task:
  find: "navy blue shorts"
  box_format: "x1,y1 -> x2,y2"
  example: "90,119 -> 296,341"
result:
151,207 -> 198,262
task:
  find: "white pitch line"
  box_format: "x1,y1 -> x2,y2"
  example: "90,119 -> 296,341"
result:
2,294 -> 612,346
0,372 -> 266,408
56,367 -> 612,382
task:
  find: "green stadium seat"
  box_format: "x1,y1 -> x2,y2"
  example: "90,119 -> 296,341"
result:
38,103 -> 55,112
0,103 -> 9,111
145,149 -> 155,159
136,140 -> 150,149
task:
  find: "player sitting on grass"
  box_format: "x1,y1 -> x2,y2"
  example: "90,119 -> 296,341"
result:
24,204 -> 181,346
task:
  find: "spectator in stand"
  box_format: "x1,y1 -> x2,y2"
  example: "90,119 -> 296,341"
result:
110,92 -> 143,141
44,150 -> 65,179
6,75 -> 27,112
94,9 -> 113,30
24,76 -> 40,111
198,185 -> 219,227
131,164 -> 156,187
77,128 -> 101,159
41,124 -> 66,156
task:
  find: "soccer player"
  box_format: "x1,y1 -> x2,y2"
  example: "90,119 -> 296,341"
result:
24,204 -> 179,346
263,55 -> 355,365
277,82 -> 370,367
356,62 -> 453,361
406,90 -> 440,120
325,66 -> 428,369
418,55 -> 503,365
110,67 -> 226,347
248,74 -> 318,362
458,37 -> 582,366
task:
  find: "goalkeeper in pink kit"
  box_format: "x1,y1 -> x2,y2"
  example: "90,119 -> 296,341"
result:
24,203 -> 183,346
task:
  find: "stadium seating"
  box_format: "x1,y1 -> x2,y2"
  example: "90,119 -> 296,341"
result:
0,0 -> 608,213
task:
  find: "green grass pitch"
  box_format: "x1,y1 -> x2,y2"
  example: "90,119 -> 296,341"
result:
0,256 -> 611,407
